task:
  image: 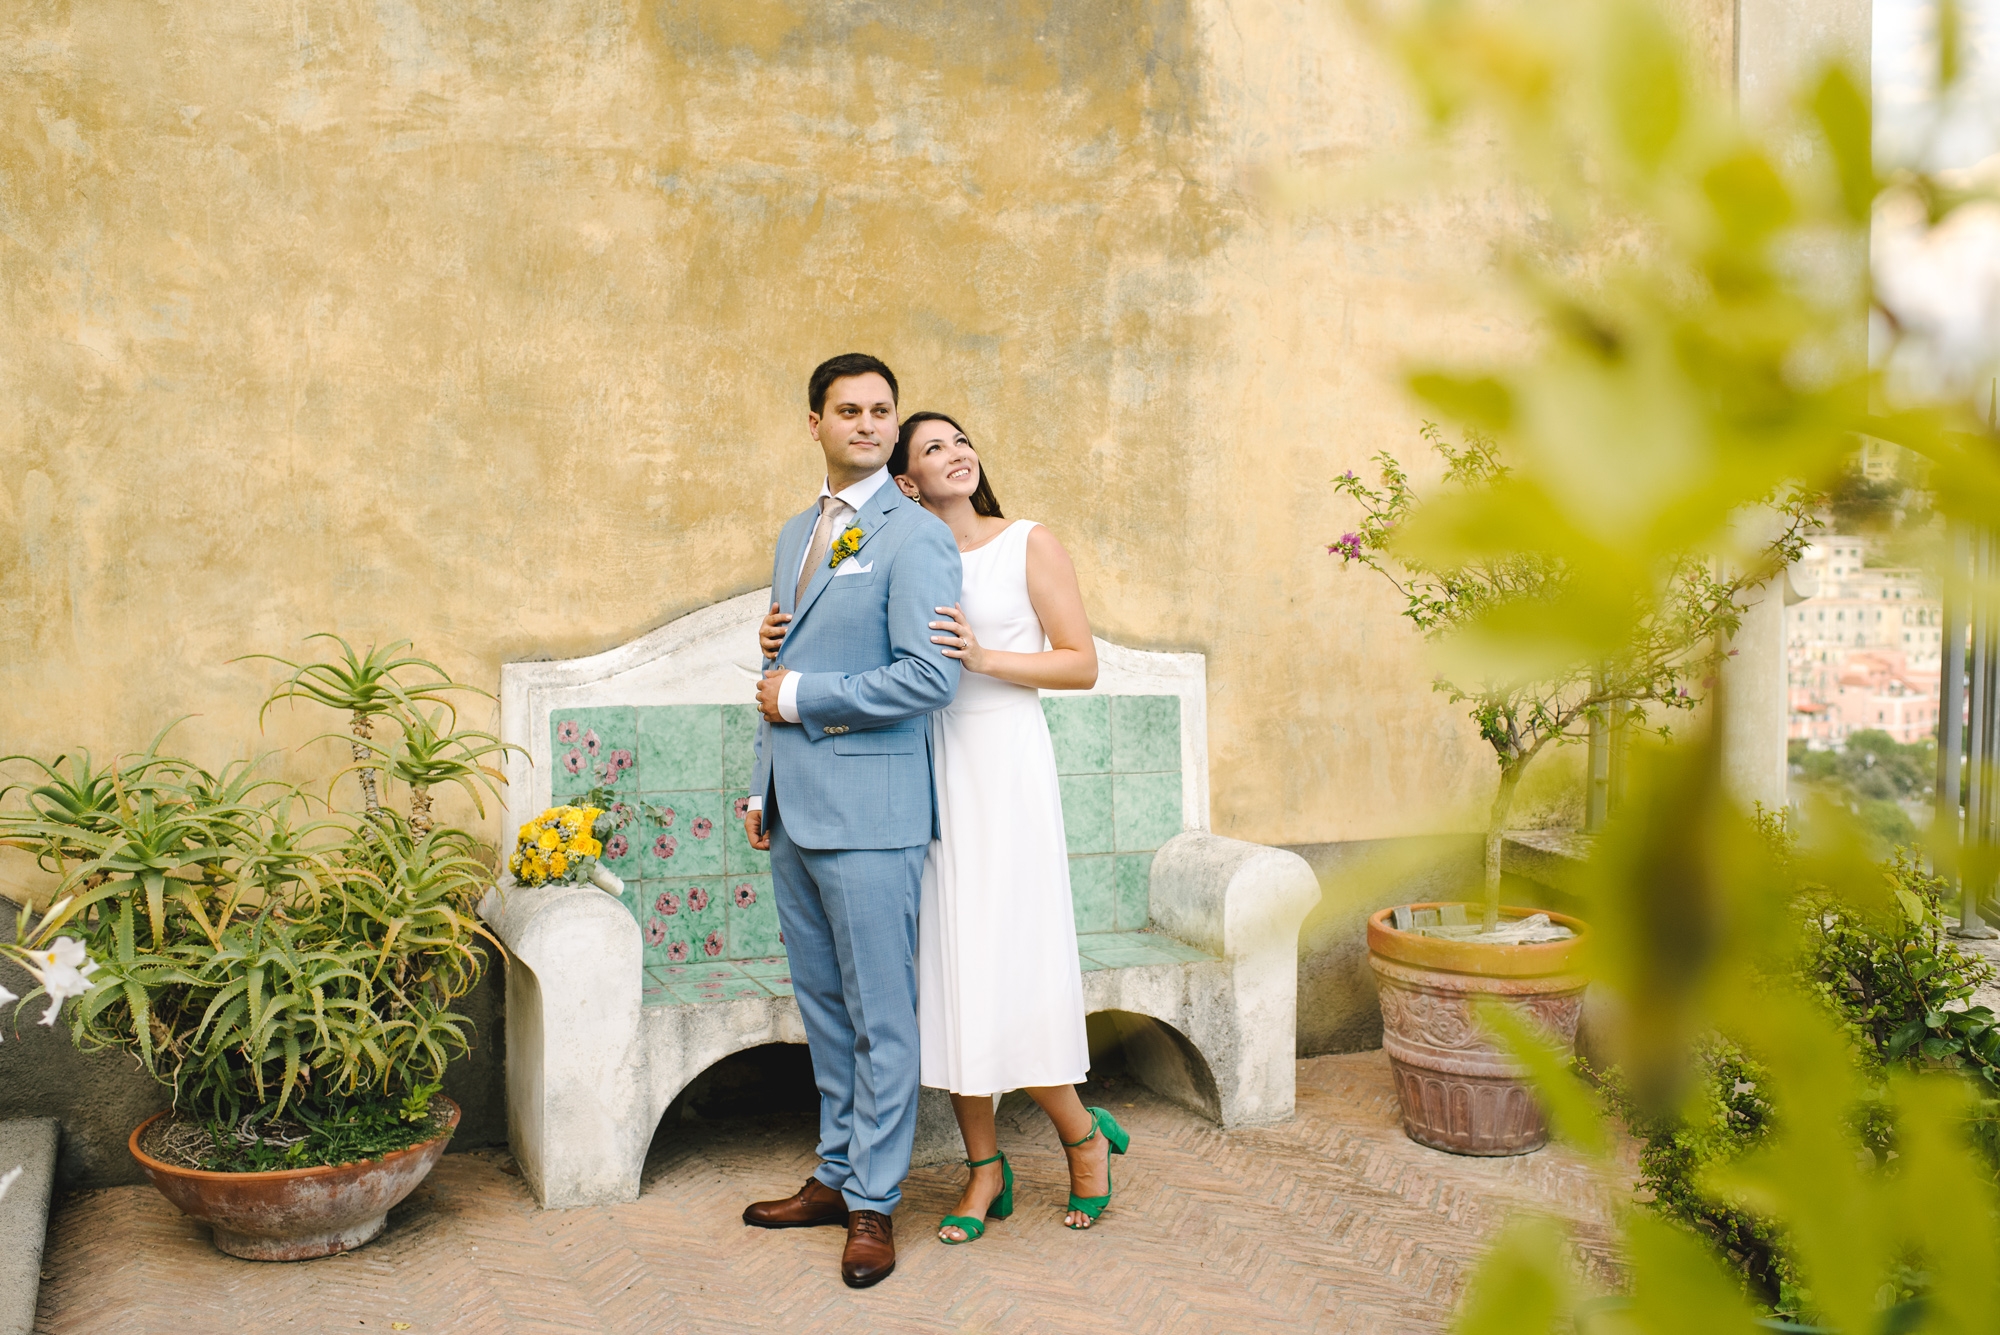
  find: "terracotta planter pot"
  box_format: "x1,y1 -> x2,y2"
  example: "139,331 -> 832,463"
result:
1368,904 -> 1588,1156
128,1097 -> 460,1260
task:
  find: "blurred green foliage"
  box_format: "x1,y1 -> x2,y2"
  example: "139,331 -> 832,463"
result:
1333,422 -> 1814,925
1330,0 -> 2000,1329
1592,848 -> 1999,1321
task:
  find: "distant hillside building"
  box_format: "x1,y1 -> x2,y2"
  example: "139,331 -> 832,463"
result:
1787,536 -> 1943,744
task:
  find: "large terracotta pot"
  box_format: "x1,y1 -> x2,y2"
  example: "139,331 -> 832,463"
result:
1368,904 -> 1588,1156
129,1097 -> 460,1260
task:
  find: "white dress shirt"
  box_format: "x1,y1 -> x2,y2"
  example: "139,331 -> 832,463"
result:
750,466 -> 894,815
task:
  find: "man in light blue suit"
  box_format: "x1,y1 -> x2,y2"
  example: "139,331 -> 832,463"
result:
738,353 -> 961,1288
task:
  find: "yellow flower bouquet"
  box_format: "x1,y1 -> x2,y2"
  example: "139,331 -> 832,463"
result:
508,805 -> 610,888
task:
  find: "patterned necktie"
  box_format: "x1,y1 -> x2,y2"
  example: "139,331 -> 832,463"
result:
796,495 -> 851,607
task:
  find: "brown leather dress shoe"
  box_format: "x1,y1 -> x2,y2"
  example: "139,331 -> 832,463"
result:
742,1177 -> 850,1229
840,1210 -> 896,1288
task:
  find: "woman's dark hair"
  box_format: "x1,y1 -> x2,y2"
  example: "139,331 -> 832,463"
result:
889,411 -> 1004,518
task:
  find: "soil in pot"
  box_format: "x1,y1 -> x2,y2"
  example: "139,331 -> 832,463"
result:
130,1096 -> 460,1261
1369,903 -> 1588,1156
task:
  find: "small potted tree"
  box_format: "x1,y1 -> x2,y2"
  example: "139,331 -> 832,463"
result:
0,638 -> 513,1259
1330,426 -> 1813,1154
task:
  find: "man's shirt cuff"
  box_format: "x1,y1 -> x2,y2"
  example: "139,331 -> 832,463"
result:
746,795 -> 762,814
777,670 -> 802,724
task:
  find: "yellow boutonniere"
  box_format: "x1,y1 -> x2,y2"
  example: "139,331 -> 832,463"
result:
829,525 -> 865,569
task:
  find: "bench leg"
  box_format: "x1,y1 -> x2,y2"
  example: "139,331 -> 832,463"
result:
491,885 -> 650,1208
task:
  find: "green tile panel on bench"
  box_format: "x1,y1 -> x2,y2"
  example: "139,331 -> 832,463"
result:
639,933 -> 1215,1008
551,696 -> 1190,987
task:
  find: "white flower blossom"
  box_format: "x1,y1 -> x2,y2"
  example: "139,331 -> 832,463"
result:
16,937 -> 98,1026
38,962 -> 96,1023
29,936 -> 90,972
0,981 -> 15,1042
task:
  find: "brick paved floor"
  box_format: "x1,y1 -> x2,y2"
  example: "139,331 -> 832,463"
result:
35,1053 -> 1626,1334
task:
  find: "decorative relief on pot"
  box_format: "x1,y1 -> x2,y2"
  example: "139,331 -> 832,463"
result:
1376,982 -> 1482,1051
1388,1060 -> 1547,1156
1523,992 -> 1584,1042
1377,977 -> 1585,1053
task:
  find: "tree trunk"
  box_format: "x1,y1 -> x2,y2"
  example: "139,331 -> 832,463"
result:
1483,762 -> 1526,931
349,711 -> 382,817
409,785 -> 433,837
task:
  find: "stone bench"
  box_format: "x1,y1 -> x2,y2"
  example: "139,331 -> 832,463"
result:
483,591 -> 1319,1208
0,1118 -> 58,1335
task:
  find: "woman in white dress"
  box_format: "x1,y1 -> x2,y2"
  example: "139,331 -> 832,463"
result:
759,410 -> 1129,1244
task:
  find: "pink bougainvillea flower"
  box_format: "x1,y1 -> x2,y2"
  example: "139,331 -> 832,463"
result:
557,720 -> 580,744
703,931 -> 724,957
562,749 -> 583,775
653,834 -> 677,859
691,817 -> 713,839
583,729 -> 601,757
733,797 -> 750,820
605,834 -> 628,859
666,941 -> 689,963
644,918 -> 667,946
655,890 -> 680,916
687,886 -> 709,912
733,883 -> 756,908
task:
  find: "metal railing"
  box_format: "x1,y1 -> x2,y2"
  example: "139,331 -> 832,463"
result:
1939,519 -> 2000,938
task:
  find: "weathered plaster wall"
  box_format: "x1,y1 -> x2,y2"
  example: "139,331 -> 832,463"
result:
0,1 -> 1745,1176
0,0 -> 1743,873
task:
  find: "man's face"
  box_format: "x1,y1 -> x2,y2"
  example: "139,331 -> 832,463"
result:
809,373 -> 898,479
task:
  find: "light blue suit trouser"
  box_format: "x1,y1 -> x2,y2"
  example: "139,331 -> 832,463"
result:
768,808 -> 926,1215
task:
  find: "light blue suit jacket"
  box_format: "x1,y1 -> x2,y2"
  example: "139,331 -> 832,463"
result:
751,480 -> 963,850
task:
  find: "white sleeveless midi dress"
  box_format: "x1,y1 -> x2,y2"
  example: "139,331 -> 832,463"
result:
918,519 -> 1090,1095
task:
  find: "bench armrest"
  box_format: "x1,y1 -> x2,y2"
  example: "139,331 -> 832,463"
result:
1146,832 -> 1319,1124
479,880 -> 648,1206
1148,831 -> 1320,963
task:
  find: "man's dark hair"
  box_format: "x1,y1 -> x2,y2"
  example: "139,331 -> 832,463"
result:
888,411 -> 1004,519
808,353 -> 899,415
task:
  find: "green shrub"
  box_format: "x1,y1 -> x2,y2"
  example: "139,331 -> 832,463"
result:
1800,854 -> 2000,1095
0,638 -> 513,1149
1593,850 -> 1999,1318
1788,732 -> 1936,854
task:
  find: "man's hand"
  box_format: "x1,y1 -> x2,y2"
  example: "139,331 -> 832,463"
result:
758,603 -> 791,660
757,667 -> 791,723
743,807 -> 771,851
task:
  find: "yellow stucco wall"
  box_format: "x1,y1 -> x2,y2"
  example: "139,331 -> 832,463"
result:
0,0 -> 1734,893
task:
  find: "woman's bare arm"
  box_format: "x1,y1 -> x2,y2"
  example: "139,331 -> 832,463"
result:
929,525 -> 1097,691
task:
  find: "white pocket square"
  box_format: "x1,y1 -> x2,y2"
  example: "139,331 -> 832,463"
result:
833,560 -> 873,577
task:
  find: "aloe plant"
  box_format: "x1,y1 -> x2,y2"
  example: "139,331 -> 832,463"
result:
347,706 -> 513,836
242,636 -> 466,820
0,640 -> 507,1125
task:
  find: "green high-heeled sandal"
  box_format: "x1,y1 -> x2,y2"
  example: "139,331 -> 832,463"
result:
1062,1106 -> 1131,1228
937,1151 -> 1014,1244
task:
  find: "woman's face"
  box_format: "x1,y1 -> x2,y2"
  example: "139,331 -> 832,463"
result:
897,420 -> 981,506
